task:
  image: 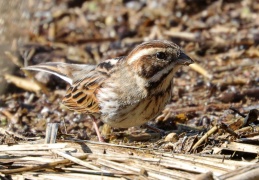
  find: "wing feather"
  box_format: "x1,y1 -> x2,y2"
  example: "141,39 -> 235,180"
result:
23,58 -> 123,114
62,76 -> 104,113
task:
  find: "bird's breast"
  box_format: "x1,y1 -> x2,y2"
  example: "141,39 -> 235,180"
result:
98,88 -> 171,128
97,66 -> 174,128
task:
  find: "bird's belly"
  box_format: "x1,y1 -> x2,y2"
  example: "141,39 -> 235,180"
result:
100,92 -> 170,128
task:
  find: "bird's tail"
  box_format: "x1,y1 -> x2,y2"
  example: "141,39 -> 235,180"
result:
22,62 -> 95,85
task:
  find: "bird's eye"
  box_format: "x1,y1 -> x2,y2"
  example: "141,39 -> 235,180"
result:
156,52 -> 167,60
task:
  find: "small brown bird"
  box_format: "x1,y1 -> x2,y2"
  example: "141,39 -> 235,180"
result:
24,40 -> 193,141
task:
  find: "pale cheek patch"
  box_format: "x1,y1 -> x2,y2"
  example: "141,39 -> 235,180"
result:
148,63 -> 178,82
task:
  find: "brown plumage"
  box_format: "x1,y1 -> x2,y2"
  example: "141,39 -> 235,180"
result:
23,40 -> 194,141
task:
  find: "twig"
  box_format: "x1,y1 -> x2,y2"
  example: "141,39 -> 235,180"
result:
164,31 -> 198,41
52,150 -> 101,171
189,63 -> 213,79
0,154 -> 88,174
45,123 -> 59,144
191,125 -> 220,151
218,163 -> 259,180
4,74 -> 42,93
220,123 -> 239,138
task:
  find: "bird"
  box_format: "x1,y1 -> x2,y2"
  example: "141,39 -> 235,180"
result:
23,40 -> 194,142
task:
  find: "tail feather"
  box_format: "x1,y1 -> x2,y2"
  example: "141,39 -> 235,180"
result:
23,62 -> 96,85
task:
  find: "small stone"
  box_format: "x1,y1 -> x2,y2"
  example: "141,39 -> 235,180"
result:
165,133 -> 179,142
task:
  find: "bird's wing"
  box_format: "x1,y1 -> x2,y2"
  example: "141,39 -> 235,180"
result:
23,62 -> 99,113
62,71 -> 105,113
63,58 -> 124,113
23,58 -> 124,114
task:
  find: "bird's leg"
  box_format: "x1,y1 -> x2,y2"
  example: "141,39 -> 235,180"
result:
89,115 -> 105,142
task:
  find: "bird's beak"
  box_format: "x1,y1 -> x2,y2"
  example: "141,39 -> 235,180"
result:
177,52 -> 194,65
